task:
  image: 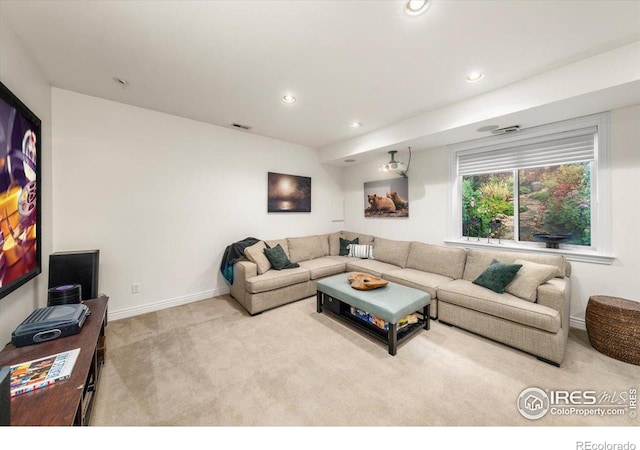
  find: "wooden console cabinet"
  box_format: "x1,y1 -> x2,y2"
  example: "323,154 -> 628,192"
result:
0,296 -> 108,426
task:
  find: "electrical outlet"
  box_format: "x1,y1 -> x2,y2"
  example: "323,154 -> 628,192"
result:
131,283 -> 140,294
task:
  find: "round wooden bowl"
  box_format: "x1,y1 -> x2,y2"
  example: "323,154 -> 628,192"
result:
585,295 -> 640,366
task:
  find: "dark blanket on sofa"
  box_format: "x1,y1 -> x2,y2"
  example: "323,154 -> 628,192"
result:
220,237 -> 260,284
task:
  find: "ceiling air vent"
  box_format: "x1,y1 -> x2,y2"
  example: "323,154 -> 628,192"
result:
491,125 -> 520,135
231,123 -> 252,130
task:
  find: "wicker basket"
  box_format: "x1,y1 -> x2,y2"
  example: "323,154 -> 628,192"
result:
585,295 -> 640,366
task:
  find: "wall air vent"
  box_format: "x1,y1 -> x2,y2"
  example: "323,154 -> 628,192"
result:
231,123 -> 252,130
491,125 -> 520,135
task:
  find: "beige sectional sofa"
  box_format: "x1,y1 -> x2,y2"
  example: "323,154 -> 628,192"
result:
229,231 -> 571,365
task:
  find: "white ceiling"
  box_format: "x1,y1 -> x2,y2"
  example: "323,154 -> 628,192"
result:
2,0 -> 640,154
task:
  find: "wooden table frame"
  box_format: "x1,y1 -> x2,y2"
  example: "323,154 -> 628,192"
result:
0,296 -> 108,426
317,290 -> 430,355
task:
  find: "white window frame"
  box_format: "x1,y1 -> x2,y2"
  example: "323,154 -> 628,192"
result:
446,112 -> 614,265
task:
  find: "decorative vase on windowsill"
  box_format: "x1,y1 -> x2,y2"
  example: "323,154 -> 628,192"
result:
488,219 -> 503,244
533,233 -> 572,249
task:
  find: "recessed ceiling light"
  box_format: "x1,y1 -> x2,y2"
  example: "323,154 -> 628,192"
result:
405,0 -> 431,17
466,72 -> 485,83
350,121 -> 362,128
282,95 -> 296,104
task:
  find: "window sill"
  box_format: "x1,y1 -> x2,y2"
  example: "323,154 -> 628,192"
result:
444,238 -> 615,265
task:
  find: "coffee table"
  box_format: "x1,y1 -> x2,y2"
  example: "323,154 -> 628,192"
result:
316,273 -> 430,355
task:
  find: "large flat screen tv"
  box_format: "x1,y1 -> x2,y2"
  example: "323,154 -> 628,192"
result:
0,81 -> 41,300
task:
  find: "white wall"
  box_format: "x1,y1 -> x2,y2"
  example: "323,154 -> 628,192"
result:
0,14 -> 53,345
569,104 -> 640,321
51,89 -> 343,319
342,104 -> 640,325
342,148 -> 450,244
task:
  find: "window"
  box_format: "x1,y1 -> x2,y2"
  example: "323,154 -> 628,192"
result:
448,113 -> 612,263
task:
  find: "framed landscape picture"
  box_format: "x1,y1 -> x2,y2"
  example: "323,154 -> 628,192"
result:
364,177 -> 408,218
268,172 -> 311,213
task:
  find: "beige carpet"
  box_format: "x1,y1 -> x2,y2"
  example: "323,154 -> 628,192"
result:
90,295 -> 640,427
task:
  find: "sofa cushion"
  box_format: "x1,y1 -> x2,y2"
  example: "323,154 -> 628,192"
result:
298,257 -> 346,280
472,259 -> 522,294
348,244 -> 374,259
463,249 -> 567,281
328,232 -> 342,256
406,242 -> 467,279
287,235 -> 325,263
345,259 -> 401,278
437,279 -> 561,333
505,259 -> 561,302
373,237 -> 411,268
244,241 -> 271,275
264,244 -> 299,270
383,268 -> 453,299
339,237 -> 358,256
246,267 -> 310,294
342,231 -> 374,245
318,234 -> 331,256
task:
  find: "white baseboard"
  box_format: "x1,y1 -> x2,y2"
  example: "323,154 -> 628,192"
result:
570,315 -> 586,330
108,287 -> 230,321
105,291 -> 589,330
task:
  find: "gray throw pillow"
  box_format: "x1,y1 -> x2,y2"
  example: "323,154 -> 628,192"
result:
339,237 -> 358,256
264,244 -> 299,270
472,259 -> 522,294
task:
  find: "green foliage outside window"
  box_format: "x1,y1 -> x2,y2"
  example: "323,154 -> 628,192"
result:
463,163 -> 591,246
462,173 -> 514,238
531,163 -> 591,245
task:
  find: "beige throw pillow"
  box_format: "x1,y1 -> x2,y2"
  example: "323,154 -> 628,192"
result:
506,259 -> 561,302
243,241 -> 271,275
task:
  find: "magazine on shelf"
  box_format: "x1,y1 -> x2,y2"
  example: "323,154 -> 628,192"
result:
9,348 -> 81,397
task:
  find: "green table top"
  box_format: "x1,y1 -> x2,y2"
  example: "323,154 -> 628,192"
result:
317,273 -> 430,323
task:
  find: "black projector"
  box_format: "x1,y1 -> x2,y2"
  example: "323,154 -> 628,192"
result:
11,304 -> 89,347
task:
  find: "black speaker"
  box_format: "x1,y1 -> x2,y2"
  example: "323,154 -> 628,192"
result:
0,366 -> 10,426
48,250 -> 100,301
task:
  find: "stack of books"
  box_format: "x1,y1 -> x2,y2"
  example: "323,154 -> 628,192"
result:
350,306 -> 418,331
9,348 -> 80,397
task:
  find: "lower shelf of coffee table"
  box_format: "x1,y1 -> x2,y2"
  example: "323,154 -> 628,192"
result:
320,294 -> 425,350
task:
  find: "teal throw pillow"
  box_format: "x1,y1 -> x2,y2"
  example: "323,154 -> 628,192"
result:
264,244 -> 299,270
472,259 -> 523,294
339,237 -> 359,256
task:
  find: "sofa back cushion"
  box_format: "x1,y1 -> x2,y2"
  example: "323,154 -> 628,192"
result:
463,249 -> 567,282
342,231 -> 375,245
317,234 -> 331,256
373,237 -> 411,268
328,232 -> 342,256
406,242 -> 467,279
287,235 -> 325,263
